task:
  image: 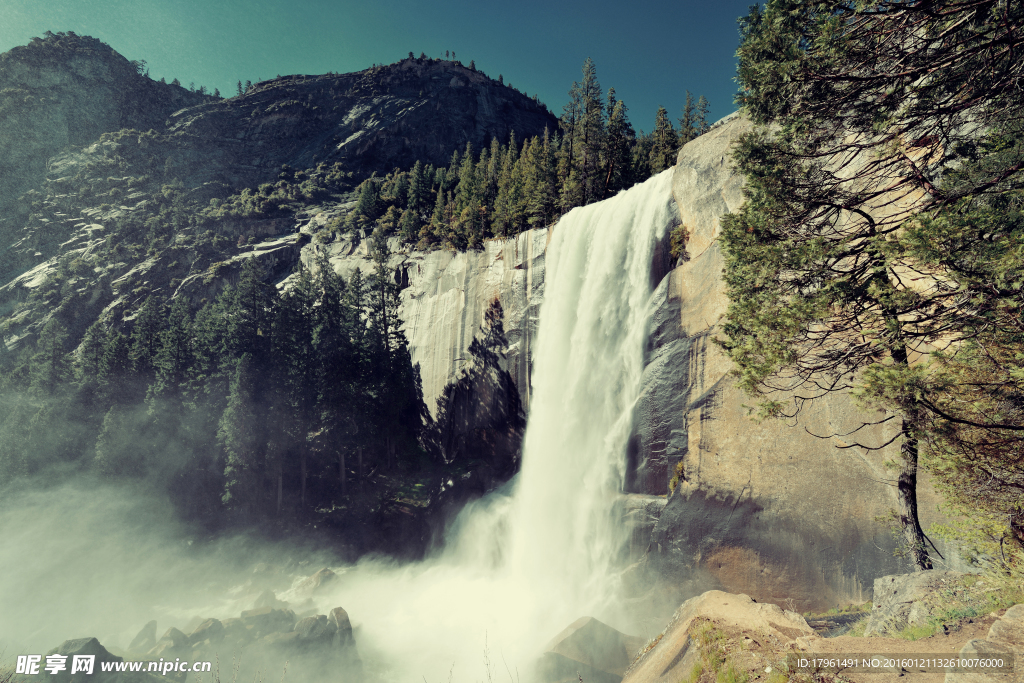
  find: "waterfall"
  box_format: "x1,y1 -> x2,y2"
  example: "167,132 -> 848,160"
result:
319,170 -> 677,681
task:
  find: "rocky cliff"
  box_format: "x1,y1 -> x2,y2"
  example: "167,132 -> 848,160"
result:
0,32 -> 214,212
0,35 -> 961,611
0,36 -> 557,348
334,114 -> 963,612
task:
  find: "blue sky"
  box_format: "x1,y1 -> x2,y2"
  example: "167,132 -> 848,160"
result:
1,0 -> 757,132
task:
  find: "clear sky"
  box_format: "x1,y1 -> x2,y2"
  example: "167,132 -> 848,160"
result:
1,0 -> 756,133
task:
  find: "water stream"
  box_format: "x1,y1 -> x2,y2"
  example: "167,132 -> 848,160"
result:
322,169 -> 677,681
0,169 -> 677,682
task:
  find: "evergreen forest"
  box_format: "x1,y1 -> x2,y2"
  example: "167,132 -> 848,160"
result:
0,42 -> 711,552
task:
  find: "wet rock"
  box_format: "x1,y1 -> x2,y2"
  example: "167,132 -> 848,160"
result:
295,615 -> 337,646
252,589 -> 289,610
147,626 -> 190,660
239,606 -> 296,637
188,617 -> 224,646
15,637 -> 165,683
262,631 -> 301,649
329,606 -> 356,648
127,620 -> 156,653
535,617 -> 645,683
296,567 -> 336,594
220,617 -> 253,647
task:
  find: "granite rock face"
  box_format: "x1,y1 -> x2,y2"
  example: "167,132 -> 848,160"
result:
862,571 -> 966,637
0,33 -> 213,212
165,57 -> 557,187
299,227 -> 548,416
629,115 -> 962,611
0,38 -> 555,345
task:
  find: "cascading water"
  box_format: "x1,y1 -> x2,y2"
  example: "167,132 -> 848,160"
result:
0,170 -> 677,675
318,169 -> 678,681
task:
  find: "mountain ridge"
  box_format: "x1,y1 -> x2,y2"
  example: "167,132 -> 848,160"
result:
0,34 -> 558,351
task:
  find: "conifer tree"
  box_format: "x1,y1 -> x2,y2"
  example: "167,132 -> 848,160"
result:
220,353 -> 264,516
76,320 -> 109,383
129,297 -> 163,383
695,95 -> 710,135
721,0 -> 1024,569
399,208 -> 420,243
649,106 -> 677,174
678,91 -> 697,148
576,58 -> 606,204
407,160 -> 429,215
557,81 -> 583,213
603,90 -> 634,196
151,297 -> 194,399
30,319 -> 69,396
273,262 -> 319,509
525,130 -> 558,227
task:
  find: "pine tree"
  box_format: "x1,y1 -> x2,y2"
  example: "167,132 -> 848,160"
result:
454,142 -> 478,217
649,106 -> 677,174
524,132 -> 557,228
76,319 -> 109,383
557,81 -> 582,213
273,262 -> 319,510
695,95 -> 710,135
30,319 -> 69,395
220,353 -> 265,515
399,208 -> 420,242
722,0 -> 1024,570
603,90 -> 634,196
225,258 -> 275,364
130,297 -> 163,382
678,91 -> 697,148
428,186 -> 446,241
576,58 -> 606,205
151,297 -> 194,398
407,160 -> 429,215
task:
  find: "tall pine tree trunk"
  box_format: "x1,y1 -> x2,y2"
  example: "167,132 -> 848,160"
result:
892,343 -> 933,571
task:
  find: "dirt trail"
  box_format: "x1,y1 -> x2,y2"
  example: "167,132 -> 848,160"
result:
796,612 -> 1002,683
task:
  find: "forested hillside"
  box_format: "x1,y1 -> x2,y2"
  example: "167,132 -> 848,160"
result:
0,32 -> 710,551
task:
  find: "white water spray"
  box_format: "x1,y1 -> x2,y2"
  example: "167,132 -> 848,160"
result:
322,170 -> 677,681
0,171 -> 677,676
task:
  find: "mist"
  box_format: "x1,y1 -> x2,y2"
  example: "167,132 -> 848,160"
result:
0,480 -> 339,653
1,171 -> 678,682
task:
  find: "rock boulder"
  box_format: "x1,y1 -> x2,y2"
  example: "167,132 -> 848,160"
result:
127,620 -> 156,653
535,617 -> 645,683
623,591 -> 814,683
863,570 -> 967,636
945,604 -> 1024,683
